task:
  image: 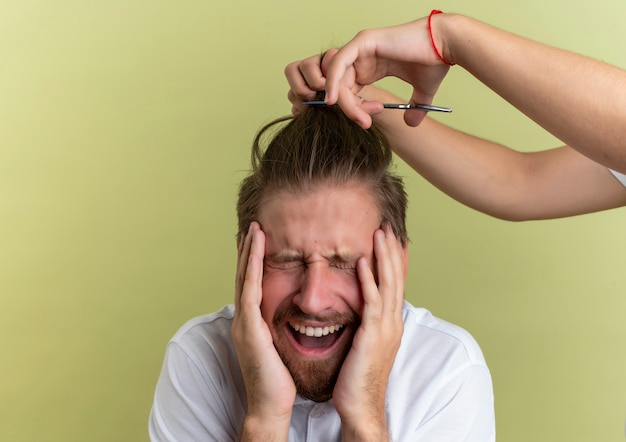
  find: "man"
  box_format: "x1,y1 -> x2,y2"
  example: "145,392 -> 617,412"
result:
149,105 -> 495,441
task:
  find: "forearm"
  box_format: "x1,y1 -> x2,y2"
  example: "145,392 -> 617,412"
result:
365,85 -> 626,219
364,86 -> 535,219
437,13 -> 626,173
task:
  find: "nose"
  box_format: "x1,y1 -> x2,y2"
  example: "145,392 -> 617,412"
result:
293,263 -> 335,315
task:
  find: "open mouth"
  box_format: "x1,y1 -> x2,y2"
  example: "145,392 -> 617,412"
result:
288,321 -> 345,349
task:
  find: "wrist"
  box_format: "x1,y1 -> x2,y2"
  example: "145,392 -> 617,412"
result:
434,13 -> 472,68
428,10 -> 454,66
337,399 -> 388,441
429,12 -> 467,67
341,419 -> 389,442
239,413 -> 291,442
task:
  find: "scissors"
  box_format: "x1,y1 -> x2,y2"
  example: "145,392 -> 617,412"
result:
303,100 -> 452,113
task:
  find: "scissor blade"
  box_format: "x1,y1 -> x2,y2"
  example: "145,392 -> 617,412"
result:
303,101 -> 451,113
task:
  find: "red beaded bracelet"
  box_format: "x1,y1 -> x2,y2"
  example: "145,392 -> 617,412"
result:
428,10 -> 455,66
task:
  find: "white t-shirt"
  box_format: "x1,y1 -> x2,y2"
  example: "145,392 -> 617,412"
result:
610,169 -> 626,187
149,302 -> 495,441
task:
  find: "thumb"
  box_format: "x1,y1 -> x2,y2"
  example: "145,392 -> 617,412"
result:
403,89 -> 433,127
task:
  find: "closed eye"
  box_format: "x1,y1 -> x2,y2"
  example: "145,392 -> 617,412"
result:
264,259 -> 306,271
330,260 -> 357,271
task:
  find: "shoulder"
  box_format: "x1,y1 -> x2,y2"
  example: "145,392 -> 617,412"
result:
170,304 -> 235,342
150,305 -> 246,440
388,303 -> 495,440
399,301 -> 487,368
166,305 -> 237,367
161,304 -> 243,397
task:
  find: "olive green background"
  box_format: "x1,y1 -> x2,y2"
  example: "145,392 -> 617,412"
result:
1,1 -> 625,441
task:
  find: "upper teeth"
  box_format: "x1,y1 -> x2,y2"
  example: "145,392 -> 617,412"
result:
290,322 -> 344,337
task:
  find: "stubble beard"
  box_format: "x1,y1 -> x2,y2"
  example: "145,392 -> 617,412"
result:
272,305 -> 358,402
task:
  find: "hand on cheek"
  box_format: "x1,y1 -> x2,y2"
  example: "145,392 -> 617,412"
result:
231,222 -> 296,437
333,225 -> 405,441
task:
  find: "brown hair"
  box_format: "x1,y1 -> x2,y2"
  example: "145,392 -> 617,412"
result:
236,104 -> 408,245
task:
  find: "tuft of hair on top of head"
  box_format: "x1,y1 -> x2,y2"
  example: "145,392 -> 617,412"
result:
236,102 -> 408,246
251,103 -> 391,184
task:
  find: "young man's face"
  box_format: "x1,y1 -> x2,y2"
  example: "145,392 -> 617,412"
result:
257,182 -> 382,402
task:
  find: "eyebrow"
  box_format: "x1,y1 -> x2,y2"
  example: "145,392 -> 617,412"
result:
328,252 -> 360,263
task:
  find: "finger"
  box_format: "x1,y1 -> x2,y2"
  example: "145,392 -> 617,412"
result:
298,55 -> 327,91
383,224 -> 404,278
373,228 -> 395,302
336,86 -> 374,129
284,62 -> 316,103
403,108 -> 428,127
356,255 -> 383,325
241,223 -> 265,308
284,57 -> 321,101
403,90 -> 433,127
375,225 -> 404,317
324,43 -> 361,104
287,90 -> 304,115
357,227 -> 394,312
325,42 -> 377,128
360,99 -> 385,116
235,222 -> 255,311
